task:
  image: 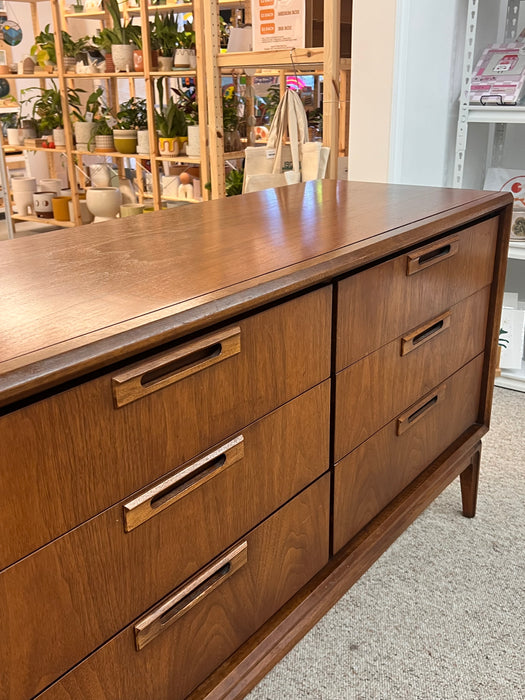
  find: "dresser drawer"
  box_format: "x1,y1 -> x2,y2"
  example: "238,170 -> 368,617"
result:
334,286 -> 490,461
333,355 -> 484,553
0,287 -> 331,571
336,217 -> 498,370
0,383 -> 329,700
34,475 -> 330,700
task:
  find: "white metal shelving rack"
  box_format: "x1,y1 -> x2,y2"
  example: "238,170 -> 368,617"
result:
454,0 -> 525,392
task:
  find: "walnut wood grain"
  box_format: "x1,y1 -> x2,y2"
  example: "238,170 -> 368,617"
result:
0,382 -> 330,700
460,446 -> 481,518
333,355 -> 483,552
0,289 -> 331,571
336,217 -> 498,370
0,184 -> 511,407
35,475 -> 330,700
334,286 -> 490,461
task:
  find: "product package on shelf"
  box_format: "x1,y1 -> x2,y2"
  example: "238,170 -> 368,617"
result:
484,168 -> 525,240
470,43 -> 525,105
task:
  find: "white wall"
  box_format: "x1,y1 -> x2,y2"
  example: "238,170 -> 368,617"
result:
347,0 -> 398,182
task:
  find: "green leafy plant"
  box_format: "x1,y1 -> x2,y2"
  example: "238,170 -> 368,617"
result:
259,84 -> 280,125
31,25 -> 90,66
171,87 -> 198,125
151,11 -> 178,57
222,87 -> 244,132
103,0 -> 140,45
176,20 -> 195,50
70,87 -> 104,122
115,97 -> 148,130
225,168 -> 244,197
155,97 -> 187,137
21,82 -> 86,133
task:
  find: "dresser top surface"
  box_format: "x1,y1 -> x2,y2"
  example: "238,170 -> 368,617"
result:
0,180 -> 511,402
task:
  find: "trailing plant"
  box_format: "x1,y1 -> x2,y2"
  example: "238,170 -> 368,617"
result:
115,97 -> 148,130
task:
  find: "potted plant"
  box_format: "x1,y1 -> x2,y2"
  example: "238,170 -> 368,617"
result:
132,22 -> 159,71
155,96 -> 187,155
90,107 -> 116,153
70,87 -> 104,151
172,86 -> 198,155
174,20 -> 196,69
222,87 -> 244,152
151,11 -> 178,71
21,82 -> 65,144
113,97 -> 146,154
31,25 -> 90,72
103,0 -> 140,72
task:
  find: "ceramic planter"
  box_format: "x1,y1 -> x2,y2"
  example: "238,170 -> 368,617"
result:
68,198 -> 94,225
74,121 -> 96,151
11,177 -> 37,215
177,136 -> 188,155
112,45 -> 134,72
95,134 -> 115,153
137,130 -> 150,154
6,128 -> 23,146
158,137 -> 179,156
224,129 -> 242,152
39,179 -> 62,196
104,54 -> 115,73
113,129 -> 137,154
133,49 -> 158,71
33,191 -> 56,219
173,48 -> 193,69
52,128 -> 66,147
85,187 -> 122,219
63,57 -> 76,72
158,55 -> 173,72
52,196 -> 72,221
186,124 -> 200,157
89,164 -> 112,187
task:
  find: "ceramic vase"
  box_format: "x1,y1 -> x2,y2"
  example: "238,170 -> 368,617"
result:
85,187 -> 122,219
112,45 -> 134,72
113,129 -> 137,154
137,130 -> 150,154
33,191 -> 56,219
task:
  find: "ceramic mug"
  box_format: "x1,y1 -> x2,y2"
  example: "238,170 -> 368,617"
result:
33,191 -> 56,219
52,196 -> 72,222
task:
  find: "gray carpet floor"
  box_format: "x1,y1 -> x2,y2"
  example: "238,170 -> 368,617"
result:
248,387 -> 525,700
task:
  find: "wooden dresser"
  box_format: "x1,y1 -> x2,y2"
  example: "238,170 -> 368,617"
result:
0,181 -> 511,700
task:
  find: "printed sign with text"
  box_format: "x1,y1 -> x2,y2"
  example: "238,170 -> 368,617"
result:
252,0 -> 305,52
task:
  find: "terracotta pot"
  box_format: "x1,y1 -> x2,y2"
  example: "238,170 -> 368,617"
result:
33,191 -> 56,219
133,50 -> 144,72
104,54 -> 115,73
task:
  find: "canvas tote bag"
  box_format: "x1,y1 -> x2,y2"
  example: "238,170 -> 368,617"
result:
243,89 -> 330,194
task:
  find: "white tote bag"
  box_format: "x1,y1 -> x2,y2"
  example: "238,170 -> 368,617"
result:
243,90 -> 330,193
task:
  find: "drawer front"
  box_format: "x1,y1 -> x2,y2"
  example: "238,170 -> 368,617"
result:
0,287 -> 331,570
336,217 -> 498,370
333,355 -> 484,553
0,383 -> 329,700
334,286 -> 490,461
35,475 -> 330,700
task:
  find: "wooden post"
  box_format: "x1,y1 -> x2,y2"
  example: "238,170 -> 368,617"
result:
193,0 -> 210,200
323,0 -> 341,179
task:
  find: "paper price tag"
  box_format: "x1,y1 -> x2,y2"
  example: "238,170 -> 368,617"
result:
266,148 -> 276,159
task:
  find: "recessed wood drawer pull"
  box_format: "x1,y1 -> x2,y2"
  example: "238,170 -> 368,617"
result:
397,385 -> 446,435
401,311 -> 451,356
111,326 -> 241,408
406,237 -> 459,276
123,436 -> 244,532
134,541 -> 248,651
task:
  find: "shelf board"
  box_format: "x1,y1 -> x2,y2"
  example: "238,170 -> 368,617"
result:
12,214 -> 75,227
69,72 -> 145,79
217,47 -> 326,69
154,155 -> 201,164
7,73 -> 60,79
468,105 -> 525,124
509,241 -> 525,260
223,150 -> 245,159
128,2 -> 194,16
64,10 -> 106,18
3,144 -> 67,154
0,107 -> 20,114
495,360 -> 525,392
150,70 -> 197,77
73,149 -> 151,159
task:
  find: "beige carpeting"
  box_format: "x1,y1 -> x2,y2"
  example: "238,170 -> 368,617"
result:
248,387 -> 525,700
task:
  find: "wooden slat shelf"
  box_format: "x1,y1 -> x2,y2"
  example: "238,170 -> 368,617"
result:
217,47 -> 326,69
2,145 -> 67,153
154,155 -> 202,164
63,10 -> 105,18
12,214 -> 75,227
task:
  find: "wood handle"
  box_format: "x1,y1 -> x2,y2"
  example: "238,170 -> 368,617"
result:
123,436 -> 244,532
397,385 -> 446,435
111,326 -> 241,408
406,237 -> 459,275
401,311 -> 451,356
134,541 -> 248,651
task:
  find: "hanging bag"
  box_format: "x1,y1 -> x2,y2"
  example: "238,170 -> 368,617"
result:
243,89 -> 330,194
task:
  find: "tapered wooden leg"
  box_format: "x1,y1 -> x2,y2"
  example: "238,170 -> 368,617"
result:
460,443 -> 481,518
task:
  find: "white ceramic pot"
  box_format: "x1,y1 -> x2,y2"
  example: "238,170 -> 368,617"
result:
89,164 -> 112,187
137,129 -> 150,154
39,179 -> 62,196
52,128 -> 66,147
33,191 -> 56,219
12,190 -> 35,215
112,45 -> 134,72
11,176 -> 37,192
95,134 -> 114,152
73,121 -> 96,151
6,128 -> 23,146
68,199 -> 95,225
158,55 -> 173,72
173,48 -> 192,69
120,203 -> 144,217
186,124 -> 201,157
85,187 -> 122,219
